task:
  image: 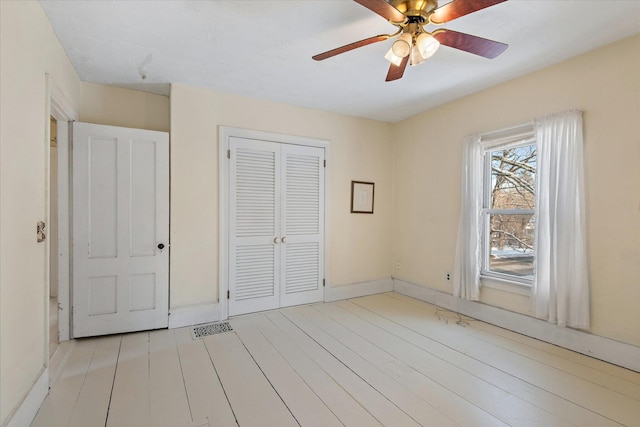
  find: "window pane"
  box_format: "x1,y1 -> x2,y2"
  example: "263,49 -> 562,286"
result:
491,145 -> 536,210
489,213 -> 534,278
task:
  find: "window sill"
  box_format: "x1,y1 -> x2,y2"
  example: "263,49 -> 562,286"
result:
480,275 -> 531,296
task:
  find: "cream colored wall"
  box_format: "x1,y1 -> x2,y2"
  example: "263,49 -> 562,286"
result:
392,34 -> 640,346
0,1 -> 82,424
80,82 -> 170,132
170,84 -> 393,309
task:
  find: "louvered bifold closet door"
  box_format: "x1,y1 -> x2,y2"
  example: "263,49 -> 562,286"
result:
280,144 -> 325,307
228,137 -> 281,316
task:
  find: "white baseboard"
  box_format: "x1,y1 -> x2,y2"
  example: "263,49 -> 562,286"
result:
168,302 -> 220,329
324,278 -> 394,303
5,368 -> 48,427
48,340 -> 75,387
394,279 -> 640,372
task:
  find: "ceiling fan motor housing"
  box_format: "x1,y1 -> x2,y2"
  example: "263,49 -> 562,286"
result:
390,0 -> 438,21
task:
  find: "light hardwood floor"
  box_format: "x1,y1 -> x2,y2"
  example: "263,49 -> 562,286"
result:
32,293 -> 640,427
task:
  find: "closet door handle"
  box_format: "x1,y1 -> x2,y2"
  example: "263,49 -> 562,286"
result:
273,237 -> 280,244
281,236 -> 287,243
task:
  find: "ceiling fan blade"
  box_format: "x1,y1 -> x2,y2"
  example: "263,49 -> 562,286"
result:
313,35 -> 390,61
430,0 -> 507,24
433,29 -> 508,59
353,0 -> 406,22
385,55 -> 409,82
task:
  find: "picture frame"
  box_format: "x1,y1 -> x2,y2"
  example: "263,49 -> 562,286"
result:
350,180 -> 375,214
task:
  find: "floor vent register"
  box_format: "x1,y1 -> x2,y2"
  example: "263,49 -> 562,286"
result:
191,321 -> 233,339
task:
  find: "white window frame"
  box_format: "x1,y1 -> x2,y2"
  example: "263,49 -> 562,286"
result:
479,124 -> 536,290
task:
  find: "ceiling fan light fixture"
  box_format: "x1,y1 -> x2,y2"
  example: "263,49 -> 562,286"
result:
311,0 -> 510,82
384,48 -> 404,66
416,32 -> 440,59
391,32 -> 412,58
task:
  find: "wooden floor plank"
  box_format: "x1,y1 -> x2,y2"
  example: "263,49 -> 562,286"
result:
369,294 -> 640,416
328,300 -> 573,427
386,292 -> 640,397
67,335 -> 121,427
250,312 -> 383,427
32,293 -> 639,427
385,292 -> 640,386
327,300 -> 620,427
283,306 -> 460,427
31,338 -> 98,427
174,327 -> 237,427
106,331 -> 150,427
203,331 -> 298,427
232,315 -> 343,427
267,310 -> 420,427
149,329 -> 193,427
316,301 -> 515,427
472,320 -> 640,386
355,294 -> 640,426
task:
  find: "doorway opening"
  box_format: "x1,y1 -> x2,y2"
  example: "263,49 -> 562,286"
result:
49,116 -> 59,357
46,75 -> 78,367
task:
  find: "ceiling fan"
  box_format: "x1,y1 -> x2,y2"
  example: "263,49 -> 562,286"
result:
312,0 -> 509,82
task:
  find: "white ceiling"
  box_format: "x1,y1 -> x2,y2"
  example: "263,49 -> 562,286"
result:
39,0 -> 640,123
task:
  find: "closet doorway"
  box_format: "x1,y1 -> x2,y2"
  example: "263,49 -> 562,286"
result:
220,127 -> 329,317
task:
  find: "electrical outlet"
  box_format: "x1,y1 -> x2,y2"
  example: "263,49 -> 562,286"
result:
446,273 -> 451,281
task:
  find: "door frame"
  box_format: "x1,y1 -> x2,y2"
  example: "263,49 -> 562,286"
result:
218,126 -> 330,320
45,75 -> 78,351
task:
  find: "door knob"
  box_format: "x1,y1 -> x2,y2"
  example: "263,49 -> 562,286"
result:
281,236 -> 287,243
273,237 -> 280,244
158,243 -> 165,250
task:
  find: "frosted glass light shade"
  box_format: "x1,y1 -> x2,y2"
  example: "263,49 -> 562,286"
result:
391,33 -> 412,58
416,32 -> 440,59
385,48 -> 404,66
410,45 -> 426,66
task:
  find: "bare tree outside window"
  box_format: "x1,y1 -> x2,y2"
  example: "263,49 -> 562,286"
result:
486,144 -> 536,278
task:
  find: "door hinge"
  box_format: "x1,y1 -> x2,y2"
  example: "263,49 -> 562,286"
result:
323,159 -> 326,168
227,290 -> 230,299
323,279 -> 325,287
227,149 -> 231,159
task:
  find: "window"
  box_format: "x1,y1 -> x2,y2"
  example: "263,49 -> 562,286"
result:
481,133 -> 536,285
455,113 -> 588,325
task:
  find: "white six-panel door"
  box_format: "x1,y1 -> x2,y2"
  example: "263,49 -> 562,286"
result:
72,122 -> 169,337
229,137 -> 324,316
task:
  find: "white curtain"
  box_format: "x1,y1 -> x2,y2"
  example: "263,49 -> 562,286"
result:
532,110 -> 590,329
453,135 -> 482,301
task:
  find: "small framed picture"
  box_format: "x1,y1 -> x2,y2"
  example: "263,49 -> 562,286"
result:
351,181 -> 375,214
